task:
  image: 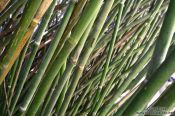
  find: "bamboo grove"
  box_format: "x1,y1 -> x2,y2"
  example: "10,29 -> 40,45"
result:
0,0 -> 175,116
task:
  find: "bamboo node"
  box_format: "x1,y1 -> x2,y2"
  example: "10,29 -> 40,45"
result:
67,37 -> 76,46
143,79 -> 148,84
31,18 -> 39,27
144,22 -> 149,26
158,25 -> 161,28
70,57 -> 77,65
19,106 -> 27,112
120,0 -> 125,5
146,35 -> 149,38
78,65 -> 84,71
34,41 -> 40,46
8,85 -> 11,89
92,112 -> 96,116
99,85 -> 103,89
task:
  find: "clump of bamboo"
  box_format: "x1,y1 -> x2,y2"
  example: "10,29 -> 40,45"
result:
0,0 -> 175,116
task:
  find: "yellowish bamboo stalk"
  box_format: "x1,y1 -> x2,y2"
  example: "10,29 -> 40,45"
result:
0,0 -> 53,84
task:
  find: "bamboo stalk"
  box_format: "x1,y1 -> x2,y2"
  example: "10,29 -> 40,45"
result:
153,83 -> 175,112
122,44 -> 175,116
43,16 -> 97,116
0,0 -> 174,115
147,0 -> 175,77
18,1 -> 75,115
22,0 -> 103,115
95,23 -> 148,115
9,1 -> 56,114
90,1 -> 124,115
122,1 -> 175,115
57,0 -> 117,115
49,0 -> 88,65
0,0 -> 51,84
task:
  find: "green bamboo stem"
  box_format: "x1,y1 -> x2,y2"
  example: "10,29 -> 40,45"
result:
140,13 -> 161,45
5,40 -> 30,115
0,58 -> 19,115
89,26 -> 140,87
73,59 -> 122,96
100,0 -> 124,92
147,0 -> 175,77
42,16 -> 96,116
167,35 -> 175,57
97,0 -> 166,114
114,86 -> 141,116
122,42 -> 175,116
49,0 -> 88,66
89,26 -> 139,77
71,83 -> 92,116
121,0 -> 134,21
125,0 -> 146,27
153,83 -> 175,113
18,1 -> 74,115
90,1 -> 124,115
0,0 -> 43,84
125,62 -> 150,91
96,13 -> 150,52
9,1 -> 57,114
0,0 -> 174,115
8,38 -> 31,112
54,80 -> 69,115
122,0 -> 175,115
87,47 -> 140,96
100,25 -> 152,115
126,48 -> 142,68
98,44 -> 155,115
75,42 -> 144,97
41,63 -> 66,116
92,25 -> 146,115
98,5 -> 119,42
122,55 -> 135,72
129,0 -> 143,20
106,73 -> 129,100
57,0 -> 117,115
6,58 -> 19,92
139,24 -> 161,60
40,76 -> 59,116
97,0 -> 163,48
23,1 -> 102,115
